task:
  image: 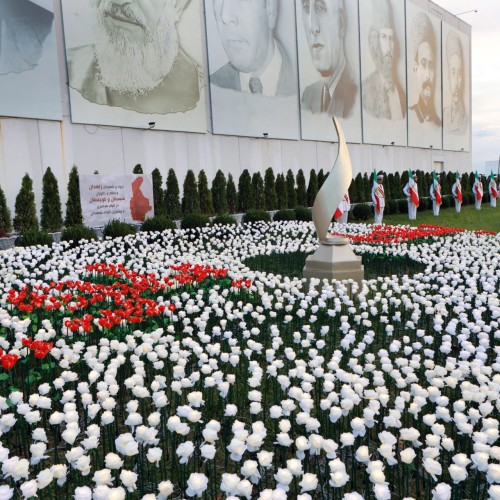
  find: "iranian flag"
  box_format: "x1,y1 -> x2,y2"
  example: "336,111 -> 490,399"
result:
474,171 -> 483,201
491,172 -> 498,199
409,171 -> 419,207
456,184 -> 463,203
373,169 -> 381,213
433,172 -> 442,205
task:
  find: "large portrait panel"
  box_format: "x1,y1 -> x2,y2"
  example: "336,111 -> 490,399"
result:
296,0 -> 361,143
442,24 -> 470,152
359,0 -> 407,146
205,0 -> 300,140
0,0 -> 62,120
61,0 -> 206,133
406,3 -> 442,150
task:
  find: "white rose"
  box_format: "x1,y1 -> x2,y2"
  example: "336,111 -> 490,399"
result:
400,448 -> 416,464
432,483 -> 451,500
299,473 -> 318,493
115,433 -> 139,456
257,451 -> 274,467
448,465 -> 467,483
93,469 -> 112,486
355,446 -> 370,463
73,486 -> 92,500
105,452 -> 123,470
157,480 -> 174,499
0,485 -> 14,499
120,470 -> 137,492
423,458 -> 442,481
20,480 -> 38,499
36,468 -> 53,490
147,447 -> 162,465
286,458 -> 303,476
221,473 -> 240,494
185,473 -> 208,497
274,468 -> 293,487
489,485 -> 500,500
488,464 -> 500,484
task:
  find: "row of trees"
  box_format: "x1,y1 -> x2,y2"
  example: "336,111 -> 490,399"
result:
0,165 -> 479,237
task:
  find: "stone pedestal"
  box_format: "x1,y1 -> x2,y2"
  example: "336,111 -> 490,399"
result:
303,236 -> 364,289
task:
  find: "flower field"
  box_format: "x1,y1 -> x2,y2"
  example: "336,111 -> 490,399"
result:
0,221 -> 499,499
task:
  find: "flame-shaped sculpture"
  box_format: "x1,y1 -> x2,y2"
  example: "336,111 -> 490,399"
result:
312,117 -> 353,243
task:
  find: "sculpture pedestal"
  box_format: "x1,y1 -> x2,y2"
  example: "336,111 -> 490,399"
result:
303,236 -> 364,290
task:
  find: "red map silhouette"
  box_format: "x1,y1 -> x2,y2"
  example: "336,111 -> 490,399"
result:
130,177 -> 152,221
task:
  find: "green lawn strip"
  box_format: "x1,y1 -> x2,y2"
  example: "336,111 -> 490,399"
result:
382,203 -> 500,233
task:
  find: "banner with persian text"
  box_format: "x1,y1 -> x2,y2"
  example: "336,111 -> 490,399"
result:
80,174 -> 154,227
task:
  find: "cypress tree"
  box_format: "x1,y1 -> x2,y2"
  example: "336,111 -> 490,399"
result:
133,164 -> 143,174
181,170 -> 200,215
41,167 -> 63,232
401,171 -> 409,190
14,174 -> 38,233
198,170 -> 214,215
469,172 -> 475,193
386,173 -> 395,200
362,173 -> 371,201
151,168 -> 165,216
65,165 -> 83,227
165,168 -> 181,219
354,173 -> 364,202
446,171 -> 454,194
227,173 -> 237,213
349,176 -> 358,203
394,172 -> 402,198
318,169 -> 326,189
238,169 -> 253,212
275,173 -> 288,210
0,184 -> 12,236
286,169 -> 297,209
211,169 -> 228,215
296,169 -> 307,206
252,172 -> 265,209
307,169 -> 319,206
264,167 -> 278,210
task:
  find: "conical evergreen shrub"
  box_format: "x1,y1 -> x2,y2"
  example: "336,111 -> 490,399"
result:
318,169 -> 326,189
165,168 -> 181,219
362,173 -> 371,201
65,165 -> 83,227
307,169 -> 318,206
264,167 -> 278,210
227,173 -> 237,213
40,167 -> 63,232
14,174 -> 38,233
394,172 -> 402,198
349,177 -> 358,203
211,169 -> 228,215
353,173 -> 364,202
252,172 -> 265,209
238,170 -> 253,212
198,170 -> 214,215
275,173 -> 288,210
133,164 -> 143,174
286,169 -> 297,209
151,168 -> 166,217
386,173 -> 395,200
296,169 -> 307,207
0,184 -> 12,236
181,170 -> 200,215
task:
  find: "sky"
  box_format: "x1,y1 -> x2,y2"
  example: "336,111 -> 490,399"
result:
432,0 -> 500,170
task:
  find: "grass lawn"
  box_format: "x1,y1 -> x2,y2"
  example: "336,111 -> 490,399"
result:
381,203 -> 500,233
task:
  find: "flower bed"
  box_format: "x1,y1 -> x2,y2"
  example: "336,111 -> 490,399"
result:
0,221 -> 498,499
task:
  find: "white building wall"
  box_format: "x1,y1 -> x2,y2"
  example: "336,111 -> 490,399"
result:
0,0 -> 472,214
